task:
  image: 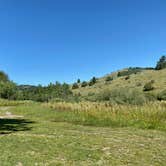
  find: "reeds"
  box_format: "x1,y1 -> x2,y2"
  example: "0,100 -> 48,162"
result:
43,101 -> 166,130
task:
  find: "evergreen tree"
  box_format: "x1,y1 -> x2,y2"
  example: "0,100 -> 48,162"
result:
89,77 -> 97,86
155,56 -> 166,70
77,79 -> 81,83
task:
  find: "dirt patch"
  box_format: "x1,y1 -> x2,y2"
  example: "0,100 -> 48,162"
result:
0,111 -> 23,119
0,106 -> 13,111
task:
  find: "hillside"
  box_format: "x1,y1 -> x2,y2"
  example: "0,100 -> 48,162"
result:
72,68 -> 166,99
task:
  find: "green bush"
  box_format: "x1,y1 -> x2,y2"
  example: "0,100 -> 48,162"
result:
105,76 -> 113,82
89,77 -> 97,86
81,81 -> 88,87
136,82 -> 142,87
0,71 -> 9,82
143,81 -> 154,91
97,88 -> 152,105
0,81 -> 17,100
157,90 -> 166,101
15,82 -> 73,102
125,76 -> 130,80
72,83 -> 79,89
117,67 -> 143,77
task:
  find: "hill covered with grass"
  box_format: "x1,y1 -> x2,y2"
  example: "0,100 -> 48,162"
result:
72,62 -> 166,104
73,68 -> 166,95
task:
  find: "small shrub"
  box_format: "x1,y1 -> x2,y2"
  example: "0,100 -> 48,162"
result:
72,83 -> 79,89
125,76 -> 130,80
88,92 -> 95,96
81,81 -> 88,87
89,77 -> 97,86
157,90 -> 166,101
105,76 -> 113,82
143,81 -> 154,91
136,82 -> 142,87
151,80 -> 155,84
117,67 -> 143,77
97,88 -> 149,105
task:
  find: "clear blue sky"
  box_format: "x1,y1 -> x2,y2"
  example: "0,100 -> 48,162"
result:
0,0 -> 166,85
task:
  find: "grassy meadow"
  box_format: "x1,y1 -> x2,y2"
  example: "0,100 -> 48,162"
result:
0,100 -> 166,165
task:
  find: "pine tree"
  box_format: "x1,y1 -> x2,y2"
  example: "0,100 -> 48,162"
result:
77,79 -> 81,83
89,77 -> 97,86
155,56 -> 166,70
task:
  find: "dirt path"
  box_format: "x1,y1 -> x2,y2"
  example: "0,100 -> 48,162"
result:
0,106 -> 12,111
0,106 -> 23,119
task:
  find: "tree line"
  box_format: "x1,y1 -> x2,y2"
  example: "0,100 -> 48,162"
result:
0,55 -> 166,102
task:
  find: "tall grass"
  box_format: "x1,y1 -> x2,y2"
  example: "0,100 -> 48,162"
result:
43,101 -> 166,131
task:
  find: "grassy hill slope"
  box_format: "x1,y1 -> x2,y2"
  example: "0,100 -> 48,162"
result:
73,68 -> 166,100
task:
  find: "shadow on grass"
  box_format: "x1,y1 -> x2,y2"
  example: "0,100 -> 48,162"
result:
0,119 -> 35,135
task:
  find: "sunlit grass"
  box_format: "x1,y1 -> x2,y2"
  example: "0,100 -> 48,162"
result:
0,99 -> 31,106
43,101 -> 166,130
0,103 -> 165,165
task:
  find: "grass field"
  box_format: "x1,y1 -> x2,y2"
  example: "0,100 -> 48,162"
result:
0,102 -> 166,165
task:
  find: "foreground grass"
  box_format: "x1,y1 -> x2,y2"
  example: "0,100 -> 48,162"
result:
0,103 -> 166,165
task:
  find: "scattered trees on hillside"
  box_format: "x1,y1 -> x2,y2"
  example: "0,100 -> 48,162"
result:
89,77 -> 97,86
155,56 -> 166,70
117,67 -> 143,77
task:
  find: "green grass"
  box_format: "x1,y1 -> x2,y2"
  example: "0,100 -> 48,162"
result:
0,99 -> 31,106
0,103 -> 166,165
